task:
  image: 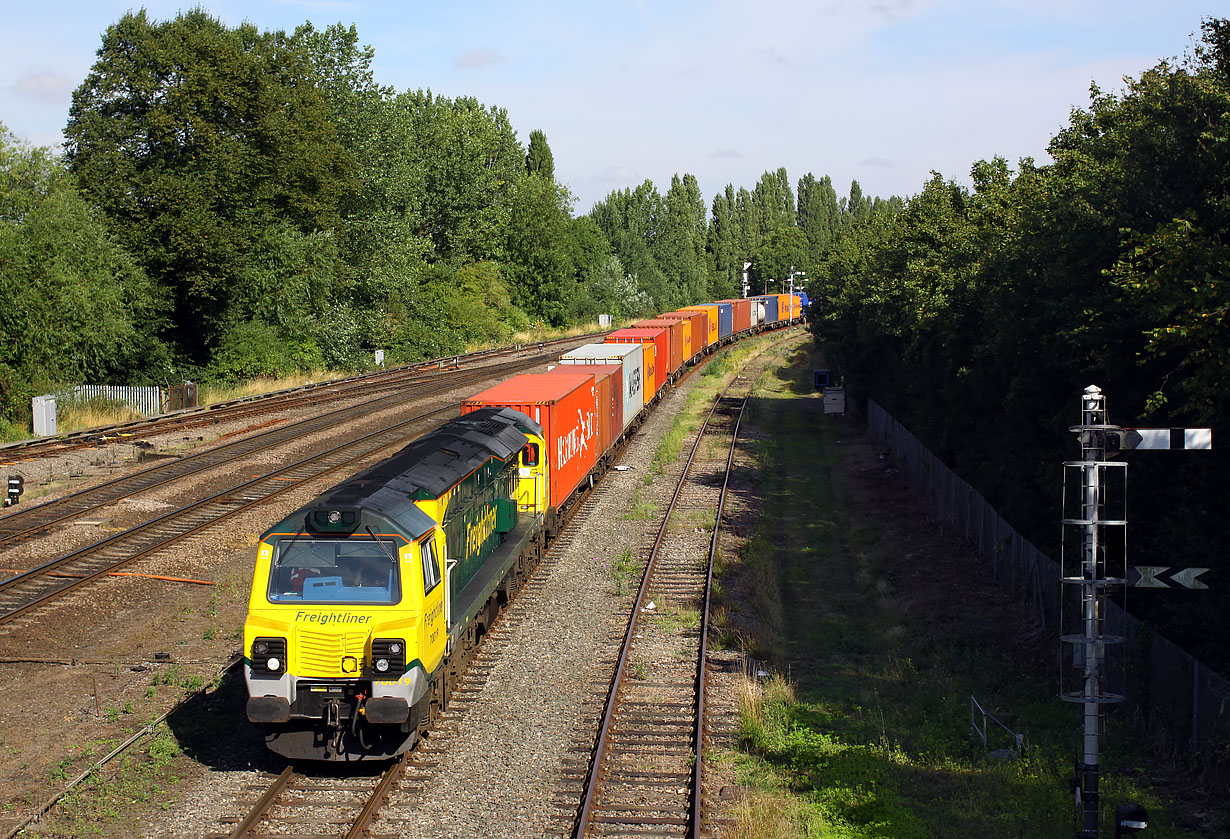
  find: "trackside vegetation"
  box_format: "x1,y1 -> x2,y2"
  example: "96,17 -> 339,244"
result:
714,342 -> 1209,838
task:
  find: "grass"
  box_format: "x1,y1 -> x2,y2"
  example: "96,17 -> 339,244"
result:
613,547 -> 642,596
30,669 -> 251,837
716,339 -> 1203,839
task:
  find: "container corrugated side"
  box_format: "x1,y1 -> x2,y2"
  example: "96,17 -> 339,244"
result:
549,363 -> 620,457
605,328 -> 666,397
559,342 -> 645,425
679,305 -> 719,347
754,295 -> 780,323
719,299 -> 753,333
635,319 -> 684,377
659,310 -> 705,362
461,372 -> 598,509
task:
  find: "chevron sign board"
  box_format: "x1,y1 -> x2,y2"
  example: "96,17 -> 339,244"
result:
1129,565 -> 1210,589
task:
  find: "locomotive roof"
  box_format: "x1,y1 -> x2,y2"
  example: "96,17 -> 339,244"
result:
268,407 -> 541,541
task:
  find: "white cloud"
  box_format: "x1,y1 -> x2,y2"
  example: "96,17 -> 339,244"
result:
455,48 -> 505,70
7,72 -> 75,106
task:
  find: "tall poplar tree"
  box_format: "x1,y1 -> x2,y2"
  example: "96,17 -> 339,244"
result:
526,129 -> 556,180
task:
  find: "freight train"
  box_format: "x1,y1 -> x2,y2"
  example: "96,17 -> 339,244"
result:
243,294 -> 804,760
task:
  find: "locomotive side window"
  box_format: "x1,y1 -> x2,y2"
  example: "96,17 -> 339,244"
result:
521,443 -> 539,467
421,537 -> 441,594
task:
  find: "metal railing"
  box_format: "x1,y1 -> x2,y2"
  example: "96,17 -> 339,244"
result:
60,385 -> 164,417
868,399 -> 1230,750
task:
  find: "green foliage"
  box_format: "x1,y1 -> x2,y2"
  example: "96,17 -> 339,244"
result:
809,17 -> 1230,667
0,123 -> 166,424
65,9 -> 356,362
206,321 -> 299,382
526,128 -> 555,180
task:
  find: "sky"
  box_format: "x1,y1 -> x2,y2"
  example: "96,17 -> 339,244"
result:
1,0 -> 1221,215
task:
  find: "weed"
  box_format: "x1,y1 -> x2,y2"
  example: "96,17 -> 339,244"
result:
48,756 -> 75,785
624,490 -> 656,521
652,606 -> 701,633
612,548 -> 641,596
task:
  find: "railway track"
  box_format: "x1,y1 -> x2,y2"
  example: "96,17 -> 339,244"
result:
0,333 -> 604,464
0,350 -> 573,627
210,759 -> 407,839
565,365 -> 752,839
206,467 -> 635,839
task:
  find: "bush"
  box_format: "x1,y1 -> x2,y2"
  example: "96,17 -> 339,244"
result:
206,321 -> 297,382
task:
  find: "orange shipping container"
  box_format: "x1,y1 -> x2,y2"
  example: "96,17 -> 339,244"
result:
462,372 -> 598,510
547,363 -> 621,457
776,293 -> 795,321
659,310 -> 706,361
679,305 -> 720,347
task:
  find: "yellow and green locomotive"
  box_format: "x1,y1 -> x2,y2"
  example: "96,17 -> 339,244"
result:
243,406 -> 548,760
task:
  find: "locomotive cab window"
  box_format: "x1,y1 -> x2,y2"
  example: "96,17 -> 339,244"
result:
521,443 -> 539,467
267,538 -> 401,605
421,537 -> 441,594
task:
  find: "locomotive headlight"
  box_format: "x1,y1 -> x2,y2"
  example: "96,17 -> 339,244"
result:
250,637 -> 287,676
370,638 -> 406,678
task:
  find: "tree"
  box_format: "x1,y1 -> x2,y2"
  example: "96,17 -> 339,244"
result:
752,168 -> 795,238
750,227 -> 808,294
797,173 -> 840,263
64,9 -> 356,361
0,125 -> 165,421
396,90 -> 524,264
653,174 -> 712,305
504,173 -> 573,325
708,185 -> 742,298
526,129 -> 555,180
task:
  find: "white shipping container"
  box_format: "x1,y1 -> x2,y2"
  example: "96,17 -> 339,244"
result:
559,342 -> 645,430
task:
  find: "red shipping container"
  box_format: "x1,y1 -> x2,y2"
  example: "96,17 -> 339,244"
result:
546,363 -> 621,457
718,299 -> 753,334
605,328 -> 666,396
660,310 -> 706,361
461,372 -> 598,510
635,318 -> 684,376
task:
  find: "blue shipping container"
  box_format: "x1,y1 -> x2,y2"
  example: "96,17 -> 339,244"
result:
714,302 -> 734,339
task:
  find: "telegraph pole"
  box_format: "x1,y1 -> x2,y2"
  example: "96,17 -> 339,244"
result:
1060,385 -> 1211,837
